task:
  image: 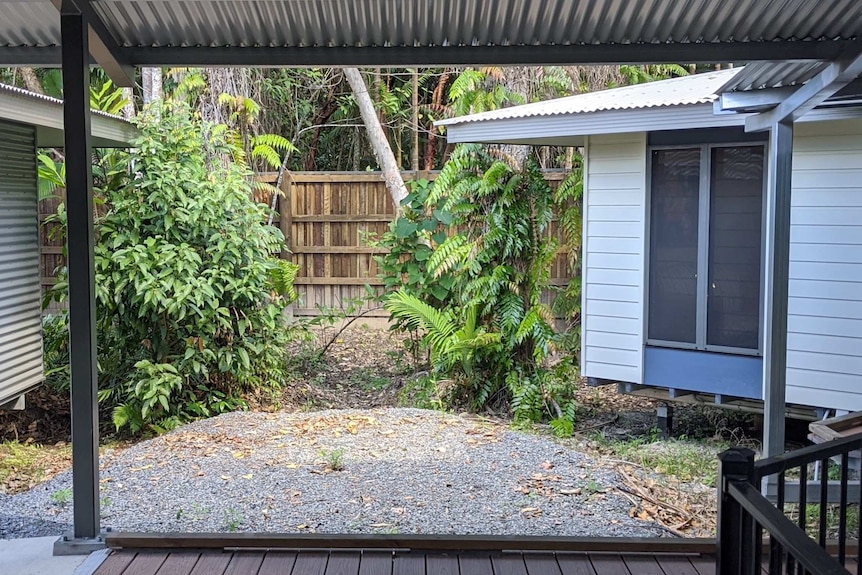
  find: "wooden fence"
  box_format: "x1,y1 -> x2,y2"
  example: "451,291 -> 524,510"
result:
39,171 -> 575,318
266,171 -> 573,317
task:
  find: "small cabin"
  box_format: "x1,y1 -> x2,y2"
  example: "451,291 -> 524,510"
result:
0,84 -> 135,409
439,68 -> 862,415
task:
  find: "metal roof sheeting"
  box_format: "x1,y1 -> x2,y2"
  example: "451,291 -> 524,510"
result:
720,61 -> 832,92
1,0 -> 861,56
0,82 -> 126,121
438,69 -> 742,126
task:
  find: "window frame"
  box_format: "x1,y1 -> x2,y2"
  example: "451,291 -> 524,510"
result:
644,141 -> 767,357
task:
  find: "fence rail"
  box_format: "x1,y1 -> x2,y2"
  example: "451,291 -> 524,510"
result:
39,170 -> 575,318
268,170 -> 573,317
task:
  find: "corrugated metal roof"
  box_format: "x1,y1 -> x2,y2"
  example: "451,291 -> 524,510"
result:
1,0 -> 861,63
0,82 -> 126,121
437,69 -> 742,126
720,61 -> 832,92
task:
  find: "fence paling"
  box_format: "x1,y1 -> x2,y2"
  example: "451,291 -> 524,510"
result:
39,171 -> 576,318
269,170 -> 574,318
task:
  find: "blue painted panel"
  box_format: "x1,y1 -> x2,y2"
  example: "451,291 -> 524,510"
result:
643,346 -> 763,399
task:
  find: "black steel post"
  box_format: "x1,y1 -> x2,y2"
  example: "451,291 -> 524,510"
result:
61,1 -> 100,540
763,120 -> 793,458
717,448 -> 757,575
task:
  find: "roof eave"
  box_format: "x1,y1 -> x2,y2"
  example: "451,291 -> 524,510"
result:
0,89 -> 138,147
444,103 -> 746,145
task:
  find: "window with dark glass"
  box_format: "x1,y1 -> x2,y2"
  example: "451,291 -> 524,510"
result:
647,144 -> 764,353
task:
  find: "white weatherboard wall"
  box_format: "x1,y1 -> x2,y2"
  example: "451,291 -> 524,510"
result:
786,118 -> 862,410
0,119 -> 43,407
582,132 -> 647,384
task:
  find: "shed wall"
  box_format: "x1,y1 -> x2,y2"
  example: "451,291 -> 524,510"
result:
0,119 -> 43,406
786,118 -> 862,410
582,132 -> 646,384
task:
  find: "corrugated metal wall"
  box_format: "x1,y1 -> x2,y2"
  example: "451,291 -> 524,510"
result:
0,119 -> 43,406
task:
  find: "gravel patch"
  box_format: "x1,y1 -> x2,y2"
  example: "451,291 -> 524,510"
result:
0,408 -> 666,538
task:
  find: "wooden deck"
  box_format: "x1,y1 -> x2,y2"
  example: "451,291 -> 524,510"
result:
92,549 -> 719,575
89,534 -> 860,575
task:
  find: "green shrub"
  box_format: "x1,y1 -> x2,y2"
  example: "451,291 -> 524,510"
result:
43,100 -> 299,434
380,145 -> 579,428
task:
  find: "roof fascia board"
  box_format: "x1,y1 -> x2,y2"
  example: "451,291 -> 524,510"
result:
52,0 -> 135,87
745,51 -> 862,132
718,78 -> 862,113
0,91 -> 137,147
116,40 -> 862,68
445,104 -> 744,145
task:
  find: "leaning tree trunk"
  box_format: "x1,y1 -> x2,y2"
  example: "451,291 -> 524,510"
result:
344,67 -> 408,211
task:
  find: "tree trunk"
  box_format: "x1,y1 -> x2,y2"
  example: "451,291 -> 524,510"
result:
142,68 -> 163,104
344,67 -> 408,210
495,67 -> 532,171
19,68 -> 43,94
122,87 -> 136,120
411,69 -> 420,172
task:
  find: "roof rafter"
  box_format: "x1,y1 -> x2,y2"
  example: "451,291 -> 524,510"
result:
52,0 -> 135,87
745,50 -> 862,132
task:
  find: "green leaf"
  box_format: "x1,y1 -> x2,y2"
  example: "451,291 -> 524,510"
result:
394,218 -> 419,238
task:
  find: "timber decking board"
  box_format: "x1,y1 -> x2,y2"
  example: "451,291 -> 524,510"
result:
425,554 -> 459,575
325,551 -> 361,575
294,551 -> 330,575
154,553 -> 201,575
358,551 -> 393,575
457,554 -> 494,575
224,553 -> 265,575
555,554 -> 595,575
257,551 -> 297,575
393,553 -> 426,575
523,553 -> 563,575
187,552 -> 232,575
620,555 -> 664,575
118,552 -> 168,575
491,554 -> 529,575
653,554 -> 700,575
587,555 -> 630,575
93,551 -> 137,575
95,549 -> 800,575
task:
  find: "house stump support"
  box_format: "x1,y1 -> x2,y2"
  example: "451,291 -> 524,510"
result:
656,404 -> 673,438
762,120 -> 793,459
54,0 -> 104,555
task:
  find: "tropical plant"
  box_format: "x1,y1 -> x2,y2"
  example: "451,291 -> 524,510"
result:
41,98 -> 300,434
379,144 -> 577,427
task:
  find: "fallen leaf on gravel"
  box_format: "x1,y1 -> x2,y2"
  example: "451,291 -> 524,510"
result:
130,464 -> 152,472
242,473 -> 253,479
297,524 -> 308,529
559,489 -> 581,495
220,475 -> 231,480
540,461 -> 554,470
520,507 -> 542,517
196,471 -> 205,477
370,523 -> 393,528
380,429 -> 395,435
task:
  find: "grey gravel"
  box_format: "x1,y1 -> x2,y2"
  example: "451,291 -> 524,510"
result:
0,408 -> 665,538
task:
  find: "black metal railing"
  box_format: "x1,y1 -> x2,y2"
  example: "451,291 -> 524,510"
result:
718,432 -> 862,575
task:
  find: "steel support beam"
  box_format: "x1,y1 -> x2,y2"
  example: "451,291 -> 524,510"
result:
119,40 -> 862,68
60,0 -> 102,548
50,0 -> 134,87
762,121 -> 793,458
746,53 -> 862,132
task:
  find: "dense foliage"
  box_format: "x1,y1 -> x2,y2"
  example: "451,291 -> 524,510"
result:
380,145 -> 581,432
44,100 -> 298,434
